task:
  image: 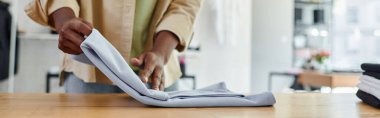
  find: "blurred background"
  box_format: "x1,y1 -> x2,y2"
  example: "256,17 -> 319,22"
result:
1,0 -> 379,94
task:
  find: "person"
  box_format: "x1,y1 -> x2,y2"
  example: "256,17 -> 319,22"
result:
25,0 -> 201,93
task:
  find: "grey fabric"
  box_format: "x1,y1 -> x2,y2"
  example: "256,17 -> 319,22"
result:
63,71 -> 178,93
63,72 -> 124,93
72,29 -> 276,107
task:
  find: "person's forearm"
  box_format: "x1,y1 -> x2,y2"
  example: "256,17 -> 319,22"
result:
152,31 -> 179,63
48,7 -> 76,31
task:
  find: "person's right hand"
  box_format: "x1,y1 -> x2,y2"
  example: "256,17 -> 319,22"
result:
57,18 -> 93,54
49,7 -> 93,55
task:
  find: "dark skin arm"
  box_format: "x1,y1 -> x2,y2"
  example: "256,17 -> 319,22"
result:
131,31 -> 179,90
50,7 -> 179,91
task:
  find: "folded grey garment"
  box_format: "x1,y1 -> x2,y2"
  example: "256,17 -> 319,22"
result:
72,29 -> 276,107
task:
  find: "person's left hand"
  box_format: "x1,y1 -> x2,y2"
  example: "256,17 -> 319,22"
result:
131,51 -> 165,91
131,31 -> 179,91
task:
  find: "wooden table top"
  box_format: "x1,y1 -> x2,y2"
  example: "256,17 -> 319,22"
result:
0,93 -> 379,118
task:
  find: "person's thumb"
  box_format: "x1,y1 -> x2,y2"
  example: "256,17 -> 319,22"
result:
131,54 -> 145,67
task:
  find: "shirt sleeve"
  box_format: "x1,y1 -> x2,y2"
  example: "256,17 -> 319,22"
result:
155,0 -> 202,52
24,0 -> 80,28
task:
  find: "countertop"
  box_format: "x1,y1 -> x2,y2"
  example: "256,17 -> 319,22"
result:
0,93 -> 379,118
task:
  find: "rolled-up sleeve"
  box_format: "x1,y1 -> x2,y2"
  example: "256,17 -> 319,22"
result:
155,0 -> 202,52
25,0 -> 80,28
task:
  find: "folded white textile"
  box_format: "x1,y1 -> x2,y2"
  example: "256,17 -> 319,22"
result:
360,75 -> 380,88
358,75 -> 380,100
72,29 -> 276,107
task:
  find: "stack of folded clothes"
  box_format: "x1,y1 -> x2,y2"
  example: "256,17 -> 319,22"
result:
357,63 -> 380,108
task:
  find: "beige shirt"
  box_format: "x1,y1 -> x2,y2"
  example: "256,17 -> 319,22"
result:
25,0 -> 202,87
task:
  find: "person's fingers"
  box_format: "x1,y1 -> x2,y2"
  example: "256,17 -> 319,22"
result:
159,71 -> 165,91
61,38 -> 82,54
63,47 -> 81,55
140,65 -> 154,83
139,54 -> 155,83
69,20 -> 92,36
130,58 -> 141,66
159,82 -> 164,91
131,54 -> 146,67
81,18 -> 93,29
61,29 -> 84,47
151,67 -> 163,90
58,34 -> 72,53
58,34 -> 65,50
58,39 -> 81,55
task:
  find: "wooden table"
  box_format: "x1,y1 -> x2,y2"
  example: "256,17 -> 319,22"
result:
0,93 -> 379,118
298,72 -> 360,88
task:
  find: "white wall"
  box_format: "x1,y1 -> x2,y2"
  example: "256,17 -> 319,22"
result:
250,0 -> 294,93
191,0 -> 252,93
14,37 -> 61,93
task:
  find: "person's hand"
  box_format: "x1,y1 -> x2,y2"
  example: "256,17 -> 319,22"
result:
131,51 -> 166,91
49,7 -> 93,55
57,18 -> 92,54
131,31 -> 179,91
